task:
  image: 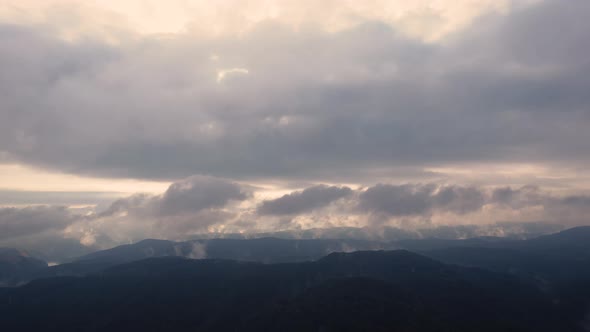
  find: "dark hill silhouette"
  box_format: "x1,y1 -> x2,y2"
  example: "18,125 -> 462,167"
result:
396,226 -> 590,253
524,226 -> 590,252
30,238 -> 388,282
0,248 -> 47,286
0,225 -> 587,288
3,225 -> 590,286
0,250 -> 569,332
406,226 -> 590,281
77,237 -> 387,264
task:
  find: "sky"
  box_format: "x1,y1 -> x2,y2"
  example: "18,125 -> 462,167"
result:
1,0 -> 589,258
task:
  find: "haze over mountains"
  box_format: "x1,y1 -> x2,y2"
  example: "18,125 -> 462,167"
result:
2,226 -> 590,331
0,225 -> 586,283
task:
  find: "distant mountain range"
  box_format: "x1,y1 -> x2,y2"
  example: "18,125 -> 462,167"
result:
1,226 -> 590,331
2,226 -> 590,286
29,238 -> 394,282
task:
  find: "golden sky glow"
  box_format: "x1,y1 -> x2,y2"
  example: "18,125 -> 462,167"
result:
0,164 -> 168,193
0,0 -> 537,40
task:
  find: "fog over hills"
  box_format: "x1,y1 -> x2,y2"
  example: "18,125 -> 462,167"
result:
0,225 -> 581,285
2,225 -> 590,330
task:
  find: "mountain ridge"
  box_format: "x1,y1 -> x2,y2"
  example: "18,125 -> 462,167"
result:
0,249 -> 569,331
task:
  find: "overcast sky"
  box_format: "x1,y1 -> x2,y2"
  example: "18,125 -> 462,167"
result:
1,0 -> 589,256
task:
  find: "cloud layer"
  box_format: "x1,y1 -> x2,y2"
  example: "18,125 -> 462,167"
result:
1,176 -> 589,262
359,184 -> 485,217
0,0 -> 589,183
258,185 -> 352,215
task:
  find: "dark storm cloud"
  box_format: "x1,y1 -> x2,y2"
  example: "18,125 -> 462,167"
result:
0,0 -> 589,182
258,185 -> 352,215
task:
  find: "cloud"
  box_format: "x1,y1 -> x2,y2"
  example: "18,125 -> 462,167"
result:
69,179 -> 590,249
358,184 -> 485,217
356,182 -> 590,228
0,177 -> 589,260
0,190 -> 121,207
66,176 -> 250,248
0,206 -> 76,240
77,180 -> 590,246
157,176 -> 249,216
258,185 -> 352,215
489,185 -> 590,223
490,185 -> 543,208
217,68 -> 249,83
0,0 -> 589,183
0,205 -> 94,262
0,0 -> 515,40
99,176 -> 248,217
